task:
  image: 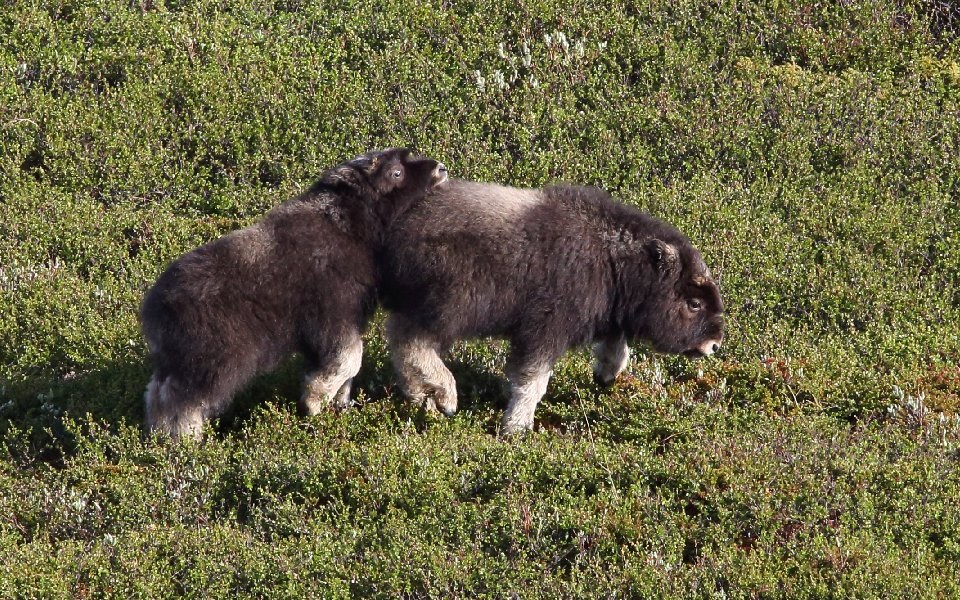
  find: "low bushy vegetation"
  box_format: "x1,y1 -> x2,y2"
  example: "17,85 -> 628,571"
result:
1,0 -> 958,596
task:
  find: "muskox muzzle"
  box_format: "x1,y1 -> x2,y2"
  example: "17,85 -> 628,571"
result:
683,339 -> 722,359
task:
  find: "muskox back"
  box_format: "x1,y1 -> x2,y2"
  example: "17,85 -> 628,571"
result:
380,179 -> 724,433
383,181 -> 611,344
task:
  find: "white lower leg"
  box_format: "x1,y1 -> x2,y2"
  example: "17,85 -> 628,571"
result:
387,334 -> 457,415
300,338 -> 363,415
592,334 -> 630,386
502,365 -> 552,434
333,378 -> 353,409
144,375 -> 205,440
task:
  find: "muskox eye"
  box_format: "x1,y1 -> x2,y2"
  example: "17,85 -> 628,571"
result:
687,298 -> 703,311
392,169 -> 403,179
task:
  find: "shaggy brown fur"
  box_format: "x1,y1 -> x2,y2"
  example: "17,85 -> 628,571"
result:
141,149 -> 447,438
380,179 -> 724,433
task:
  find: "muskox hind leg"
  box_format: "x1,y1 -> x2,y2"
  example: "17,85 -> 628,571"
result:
144,374 -> 208,440
386,314 -> 458,416
299,334 -> 363,415
592,332 -> 630,387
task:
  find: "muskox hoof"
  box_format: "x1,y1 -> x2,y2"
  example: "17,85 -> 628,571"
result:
299,389 -> 344,416
436,404 -> 457,417
416,392 -> 458,417
500,417 -> 534,436
331,397 -> 354,411
330,380 -> 354,410
592,370 -> 617,388
407,380 -> 458,417
434,397 -> 458,417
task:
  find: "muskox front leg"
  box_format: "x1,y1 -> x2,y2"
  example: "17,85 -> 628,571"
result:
300,335 -> 363,415
592,332 -> 630,387
386,314 -> 458,416
502,350 -> 555,435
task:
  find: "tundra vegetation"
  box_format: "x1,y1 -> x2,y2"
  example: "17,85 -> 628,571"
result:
1,0 -> 959,597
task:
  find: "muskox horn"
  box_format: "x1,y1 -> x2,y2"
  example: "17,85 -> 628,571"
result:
347,151 -> 380,172
646,239 -> 678,271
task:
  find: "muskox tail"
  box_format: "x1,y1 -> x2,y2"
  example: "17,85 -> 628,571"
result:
144,374 -> 205,440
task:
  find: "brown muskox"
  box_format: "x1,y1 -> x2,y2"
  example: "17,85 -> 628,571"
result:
141,148 -> 447,438
380,180 -> 724,433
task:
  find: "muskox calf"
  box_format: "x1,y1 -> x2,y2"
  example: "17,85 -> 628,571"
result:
141,149 -> 447,438
381,180 -> 724,433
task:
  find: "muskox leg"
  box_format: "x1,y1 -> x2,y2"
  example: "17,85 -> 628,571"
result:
502,349 -> 554,434
592,332 -> 630,387
333,378 -> 354,409
144,374 -> 207,440
299,334 -> 363,415
386,314 -> 458,416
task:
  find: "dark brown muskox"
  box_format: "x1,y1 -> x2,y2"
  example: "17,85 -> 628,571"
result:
380,179 -> 724,433
141,148 -> 447,438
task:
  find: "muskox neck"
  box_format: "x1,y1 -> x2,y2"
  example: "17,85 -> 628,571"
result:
609,259 -> 658,336
290,185 -> 386,243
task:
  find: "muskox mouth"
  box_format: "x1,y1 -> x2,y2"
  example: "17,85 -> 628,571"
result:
682,340 -> 721,359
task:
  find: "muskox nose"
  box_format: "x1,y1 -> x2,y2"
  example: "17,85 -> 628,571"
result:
697,339 -> 721,356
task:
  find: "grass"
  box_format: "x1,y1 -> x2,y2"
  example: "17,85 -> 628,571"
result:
1,0 -> 959,596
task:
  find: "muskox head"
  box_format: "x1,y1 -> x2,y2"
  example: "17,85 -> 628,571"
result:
629,237 -> 724,358
324,147 -> 448,203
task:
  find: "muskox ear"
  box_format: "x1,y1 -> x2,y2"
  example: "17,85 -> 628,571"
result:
645,239 -> 678,272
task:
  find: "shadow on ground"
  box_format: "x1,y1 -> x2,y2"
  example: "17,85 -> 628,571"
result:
0,360 -> 152,462
0,339 -> 538,460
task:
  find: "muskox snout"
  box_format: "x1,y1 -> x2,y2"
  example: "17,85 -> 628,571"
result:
688,339 -> 721,358
678,337 -> 722,359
